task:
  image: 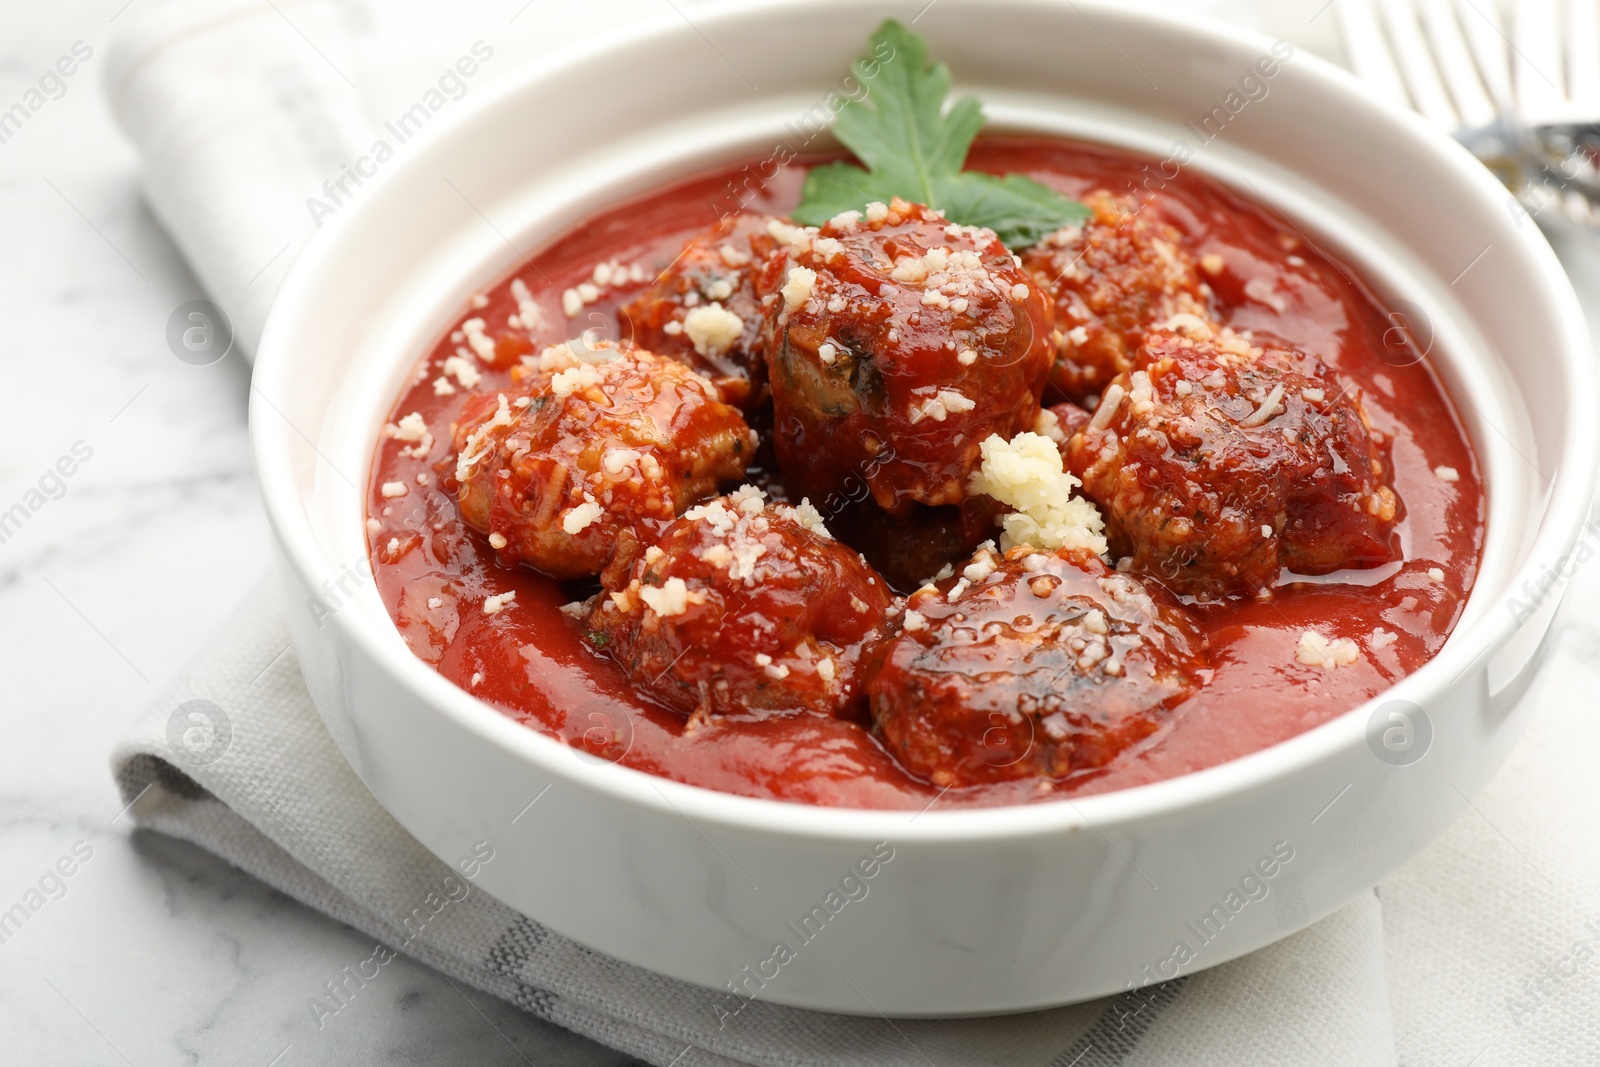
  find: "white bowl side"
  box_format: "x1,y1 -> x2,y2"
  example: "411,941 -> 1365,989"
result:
251,0 -> 1598,1014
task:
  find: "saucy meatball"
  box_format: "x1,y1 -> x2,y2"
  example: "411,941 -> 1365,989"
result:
1066,323 -> 1399,599
827,495 -> 1007,593
756,198 -> 1054,512
1022,190 -> 1211,405
865,543 -> 1206,788
587,487 -> 894,723
452,341 -> 755,579
619,213 -> 778,409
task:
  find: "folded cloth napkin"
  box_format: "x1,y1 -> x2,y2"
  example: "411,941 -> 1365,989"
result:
112,574 -> 1399,1067
102,0 -> 699,356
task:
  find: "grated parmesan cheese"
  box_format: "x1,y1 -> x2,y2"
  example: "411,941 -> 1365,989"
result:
684,499 -> 736,532
682,302 -> 745,358
782,266 -> 817,312
550,362 -> 602,398
812,237 -> 845,263
483,591 -> 516,615
461,318 -> 496,362
1296,630 -> 1359,669
639,577 -> 692,617
380,481 -> 408,498
562,499 -> 604,535
454,393 -> 513,483
909,388 -> 975,424
728,484 -> 766,514
602,447 -> 643,476
509,278 -> 544,336
442,354 -> 481,389
1238,384 -> 1285,428
788,498 -> 830,538
386,411 -> 434,459
1433,466 -> 1459,482
968,432 -> 1108,555
1034,407 -> 1066,444
767,219 -> 817,253
727,539 -> 765,582
1088,383 -> 1125,432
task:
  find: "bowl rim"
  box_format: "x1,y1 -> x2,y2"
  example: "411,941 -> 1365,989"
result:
252,0 -> 1600,844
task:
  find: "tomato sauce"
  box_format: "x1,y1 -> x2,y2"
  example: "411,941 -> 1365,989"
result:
366,137 -> 1484,809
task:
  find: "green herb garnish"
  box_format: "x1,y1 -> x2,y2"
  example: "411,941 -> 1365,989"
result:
792,20 -> 1088,248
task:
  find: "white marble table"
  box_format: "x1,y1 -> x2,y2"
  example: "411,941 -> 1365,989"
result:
6,1 -> 1600,1064
0,3 -> 635,1063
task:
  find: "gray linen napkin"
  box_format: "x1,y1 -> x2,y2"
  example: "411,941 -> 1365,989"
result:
111,575 -> 1397,1066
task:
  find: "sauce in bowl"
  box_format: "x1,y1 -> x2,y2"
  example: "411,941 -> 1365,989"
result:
365,137 -> 1483,809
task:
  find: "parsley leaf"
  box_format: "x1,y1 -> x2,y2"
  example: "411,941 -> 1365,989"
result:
792,20 -> 1088,248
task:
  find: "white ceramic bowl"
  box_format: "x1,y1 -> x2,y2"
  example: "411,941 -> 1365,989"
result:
252,0 -> 1599,1015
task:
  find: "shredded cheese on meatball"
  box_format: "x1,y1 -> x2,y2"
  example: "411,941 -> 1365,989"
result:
969,432 -> 1108,555
551,362 -> 603,398
786,499 -> 830,538
562,499 -> 604,534
454,393 -> 514,483
683,302 -> 745,358
908,388 -> 977,425
782,267 -> 817,312
639,577 -> 692,617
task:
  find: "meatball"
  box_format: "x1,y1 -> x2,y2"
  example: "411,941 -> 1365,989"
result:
865,543 -> 1206,788
619,213 -> 778,409
452,341 -> 756,579
827,495 -> 1007,593
1022,191 -> 1211,404
756,198 -> 1054,512
1065,323 -> 1399,599
587,487 -> 894,723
